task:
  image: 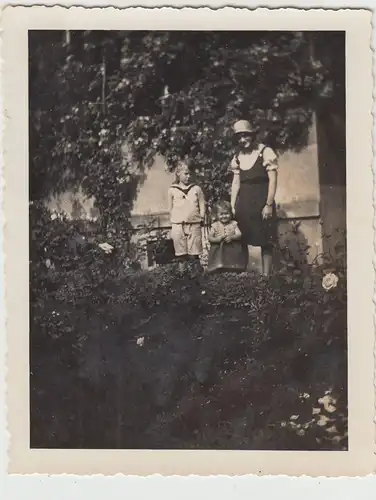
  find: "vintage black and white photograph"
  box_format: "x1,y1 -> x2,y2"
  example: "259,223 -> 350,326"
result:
28,29 -> 349,452
2,3 -> 374,477
26,27 -> 352,454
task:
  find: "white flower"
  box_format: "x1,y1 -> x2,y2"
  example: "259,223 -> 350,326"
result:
318,394 -> 337,413
299,392 -> 310,399
51,213 -> 58,221
290,415 -> 299,421
331,436 -> 342,444
317,415 -> 331,427
98,242 -> 114,254
201,290 -> 206,295
326,425 -> 338,434
322,272 -> 339,291
45,259 -> 52,268
136,336 -> 145,347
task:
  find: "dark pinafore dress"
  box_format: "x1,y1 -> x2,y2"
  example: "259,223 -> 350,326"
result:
234,147 -> 277,249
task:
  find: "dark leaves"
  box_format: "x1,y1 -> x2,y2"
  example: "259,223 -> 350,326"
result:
30,30 -> 333,213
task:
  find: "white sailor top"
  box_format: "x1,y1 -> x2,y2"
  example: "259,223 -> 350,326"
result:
168,184 -> 205,224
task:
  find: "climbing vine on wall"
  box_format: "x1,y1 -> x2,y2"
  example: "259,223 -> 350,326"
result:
30,30 -> 341,217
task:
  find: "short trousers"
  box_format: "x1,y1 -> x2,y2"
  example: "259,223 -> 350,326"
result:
170,222 -> 203,257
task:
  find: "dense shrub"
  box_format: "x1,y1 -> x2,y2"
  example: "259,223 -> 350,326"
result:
30,213 -> 347,451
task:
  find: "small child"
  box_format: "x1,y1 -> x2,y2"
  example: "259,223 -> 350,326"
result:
207,200 -> 248,274
168,162 -> 205,272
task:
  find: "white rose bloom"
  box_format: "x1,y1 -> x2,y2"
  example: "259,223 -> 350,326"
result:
322,272 -> 339,291
98,242 -> 114,254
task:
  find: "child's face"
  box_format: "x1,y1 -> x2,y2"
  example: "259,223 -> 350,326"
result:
218,209 -> 231,224
178,166 -> 191,185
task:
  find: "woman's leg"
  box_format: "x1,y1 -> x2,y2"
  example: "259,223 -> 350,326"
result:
261,246 -> 274,277
247,245 -> 263,273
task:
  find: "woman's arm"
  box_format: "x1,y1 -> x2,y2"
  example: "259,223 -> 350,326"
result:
266,170 -> 278,206
230,156 -> 240,214
261,147 -> 278,220
262,170 -> 278,220
231,172 -> 240,214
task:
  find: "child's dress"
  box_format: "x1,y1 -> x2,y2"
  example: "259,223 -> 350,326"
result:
207,220 -> 248,273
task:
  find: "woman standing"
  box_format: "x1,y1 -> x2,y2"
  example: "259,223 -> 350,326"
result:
230,120 -> 279,276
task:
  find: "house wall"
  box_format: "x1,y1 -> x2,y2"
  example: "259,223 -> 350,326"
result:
316,106 -> 346,260
47,187 -> 100,220
275,118 -> 323,265
132,155 -> 175,216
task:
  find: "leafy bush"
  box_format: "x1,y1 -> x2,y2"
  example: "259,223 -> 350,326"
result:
30,213 -> 347,450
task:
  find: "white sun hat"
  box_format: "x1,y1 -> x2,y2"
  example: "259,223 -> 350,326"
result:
233,120 -> 253,135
